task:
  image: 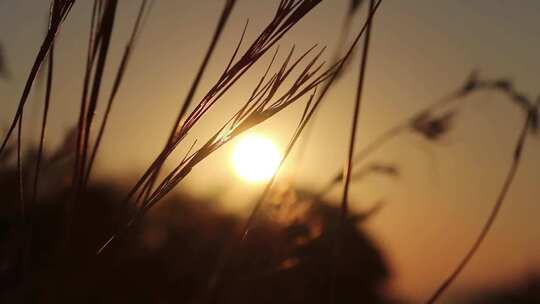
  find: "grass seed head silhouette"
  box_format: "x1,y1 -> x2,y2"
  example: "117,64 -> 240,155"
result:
1,1 -> 538,303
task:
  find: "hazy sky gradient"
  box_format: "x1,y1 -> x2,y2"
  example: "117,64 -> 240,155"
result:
1,1 -> 539,302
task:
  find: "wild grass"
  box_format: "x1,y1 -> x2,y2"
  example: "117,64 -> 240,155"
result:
139,0 -> 236,203
425,85 -> 538,303
313,68 -> 539,303
0,0 -> 75,155
84,0 -> 153,185
198,4 -> 383,297
0,0 -> 538,303
118,0 -> 326,216
319,75 -> 539,197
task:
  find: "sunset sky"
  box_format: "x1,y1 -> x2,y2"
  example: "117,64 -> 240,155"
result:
1,1 -> 539,302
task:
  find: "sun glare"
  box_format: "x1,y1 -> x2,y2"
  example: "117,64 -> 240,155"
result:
231,133 -> 282,183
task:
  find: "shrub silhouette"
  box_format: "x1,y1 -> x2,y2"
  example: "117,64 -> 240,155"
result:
0,147 -> 390,303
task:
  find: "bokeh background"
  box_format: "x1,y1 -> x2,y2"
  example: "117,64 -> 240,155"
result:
1,1 -> 539,302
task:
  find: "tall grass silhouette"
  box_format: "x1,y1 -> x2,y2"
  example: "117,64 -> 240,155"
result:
0,0 -> 538,303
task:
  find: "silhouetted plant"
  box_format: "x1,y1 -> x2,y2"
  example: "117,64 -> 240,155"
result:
1,1 -> 538,303
0,146 -> 390,304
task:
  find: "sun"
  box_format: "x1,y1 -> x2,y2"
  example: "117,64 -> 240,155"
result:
231,133 -> 282,183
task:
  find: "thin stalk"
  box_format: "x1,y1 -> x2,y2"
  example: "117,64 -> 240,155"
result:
289,7 -> 355,182
0,0 -> 74,156
31,45 -> 54,207
242,94 -> 317,242
318,89 -> 464,197
316,122 -> 402,196
17,110 -> 24,220
21,4 -> 63,296
76,0 -> 118,192
253,0 -> 384,227
84,0 -> 153,185
425,112 -> 532,303
332,0 -> 375,302
17,107 -> 27,300
141,0 -> 237,201
340,0 -> 375,223
317,77 -> 530,197
23,45 -> 54,298
69,0 -> 118,247
1,33 -> 50,155
73,0 -> 101,192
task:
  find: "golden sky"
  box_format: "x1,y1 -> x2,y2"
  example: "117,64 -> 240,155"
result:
1,0 -> 539,302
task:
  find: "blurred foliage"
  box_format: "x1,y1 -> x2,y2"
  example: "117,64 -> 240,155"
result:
465,274 -> 540,303
0,141 -> 390,303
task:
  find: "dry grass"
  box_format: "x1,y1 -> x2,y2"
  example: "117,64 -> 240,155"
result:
0,0 -> 538,303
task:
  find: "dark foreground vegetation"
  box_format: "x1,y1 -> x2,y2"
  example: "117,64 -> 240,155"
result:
1,140 -> 539,303
0,147 -> 390,303
1,0 -> 539,303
